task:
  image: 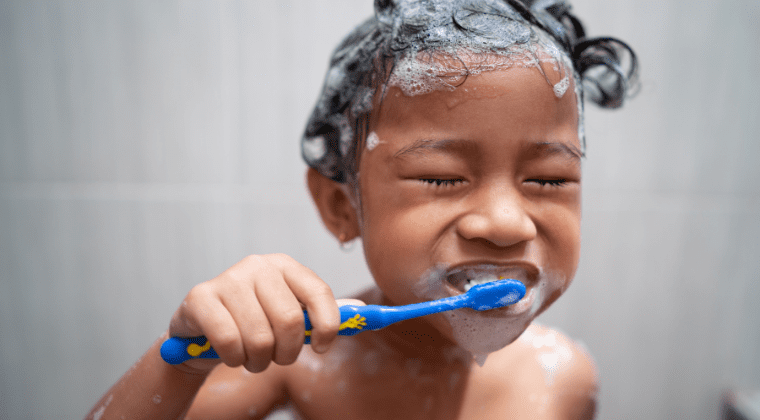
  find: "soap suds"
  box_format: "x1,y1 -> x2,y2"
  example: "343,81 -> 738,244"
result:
423,395 -> 435,412
448,371 -> 461,391
553,75 -> 570,97
520,326 -> 575,386
336,379 -> 348,394
303,135 -> 327,161
362,351 -> 380,375
207,381 -> 238,394
91,394 -> 113,420
296,348 -> 324,373
412,265 -> 565,364
365,131 -> 381,151
405,358 -> 422,379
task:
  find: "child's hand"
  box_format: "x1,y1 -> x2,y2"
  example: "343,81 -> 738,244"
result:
168,254 -> 345,373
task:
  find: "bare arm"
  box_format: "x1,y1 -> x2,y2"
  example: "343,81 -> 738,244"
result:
86,254 -> 344,419
85,332 -> 209,420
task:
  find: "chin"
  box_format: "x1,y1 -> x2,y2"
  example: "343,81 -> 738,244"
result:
441,309 -> 534,359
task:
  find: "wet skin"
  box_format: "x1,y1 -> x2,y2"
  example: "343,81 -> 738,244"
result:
182,64 -> 595,420
358,63 -> 582,351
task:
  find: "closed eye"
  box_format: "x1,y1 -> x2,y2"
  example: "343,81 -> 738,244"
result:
526,178 -> 568,187
420,178 -> 465,187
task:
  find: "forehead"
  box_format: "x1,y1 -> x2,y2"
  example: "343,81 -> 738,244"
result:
386,46 -> 576,98
372,63 -> 580,146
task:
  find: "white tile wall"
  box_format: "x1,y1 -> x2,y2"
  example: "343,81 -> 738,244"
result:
1,0 -> 758,419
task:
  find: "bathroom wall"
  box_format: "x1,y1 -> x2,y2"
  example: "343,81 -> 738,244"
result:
1,1 -> 758,418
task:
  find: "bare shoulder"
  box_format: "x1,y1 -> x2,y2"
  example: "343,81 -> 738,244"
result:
478,324 -> 598,419
526,324 -> 598,418
185,363 -> 289,420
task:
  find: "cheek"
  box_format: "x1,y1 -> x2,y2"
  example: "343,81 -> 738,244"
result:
361,206 -> 434,275
535,203 -> 582,311
358,181 -> 423,280
538,197 -> 581,268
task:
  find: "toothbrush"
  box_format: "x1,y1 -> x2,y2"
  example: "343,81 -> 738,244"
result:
161,278 -> 525,364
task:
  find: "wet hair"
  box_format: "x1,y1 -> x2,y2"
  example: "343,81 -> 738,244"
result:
301,0 -> 638,184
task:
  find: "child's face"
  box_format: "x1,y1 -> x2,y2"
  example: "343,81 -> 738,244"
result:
356,63 -> 582,354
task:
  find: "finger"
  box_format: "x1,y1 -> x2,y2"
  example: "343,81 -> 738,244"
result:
272,256 -> 341,353
180,284 -> 246,367
220,288 -> 276,373
254,266 -> 309,365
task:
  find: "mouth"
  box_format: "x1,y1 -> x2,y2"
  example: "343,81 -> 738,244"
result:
444,263 -> 539,294
435,263 -> 542,317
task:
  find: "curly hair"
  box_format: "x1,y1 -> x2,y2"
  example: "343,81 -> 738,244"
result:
301,0 -> 638,184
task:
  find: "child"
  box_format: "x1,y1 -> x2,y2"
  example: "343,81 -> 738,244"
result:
88,0 -> 636,418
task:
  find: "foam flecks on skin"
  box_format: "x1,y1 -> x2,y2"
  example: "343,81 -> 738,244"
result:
365,131 -> 381,151
411,264 -> 566,365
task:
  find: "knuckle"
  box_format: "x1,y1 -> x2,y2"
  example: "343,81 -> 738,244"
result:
268,253 -> 294,266
299,283 -> 335,309
319,319 -> 341,336
186,282 -> 214,303
309,282 -> 334,298
279,309 -> 306,330
244,330 -> 275,355
212,333 -> 243,364
241,254 -> 263,266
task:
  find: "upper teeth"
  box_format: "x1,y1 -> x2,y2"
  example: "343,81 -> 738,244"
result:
463,276 -> 501,292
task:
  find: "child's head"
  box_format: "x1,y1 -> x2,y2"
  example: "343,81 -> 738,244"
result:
304,0 -> 637,357
302,0 -> 637,185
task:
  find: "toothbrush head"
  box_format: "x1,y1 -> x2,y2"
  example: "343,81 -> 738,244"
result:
465,278 -> 526,311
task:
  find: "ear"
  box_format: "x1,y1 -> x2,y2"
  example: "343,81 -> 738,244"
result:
306,168 -> 361,241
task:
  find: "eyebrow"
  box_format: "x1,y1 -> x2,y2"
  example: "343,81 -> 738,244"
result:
392,138 -> 478,160
524,141 -> 583,164
392,138 -> 582,164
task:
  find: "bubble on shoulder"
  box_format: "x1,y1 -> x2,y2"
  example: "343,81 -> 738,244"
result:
516,323 -> 598,388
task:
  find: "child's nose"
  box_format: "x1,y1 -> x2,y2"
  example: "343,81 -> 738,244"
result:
456,186 -> 537,248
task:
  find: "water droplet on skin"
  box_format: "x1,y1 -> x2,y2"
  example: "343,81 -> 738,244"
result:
424,396 -> 434,412
362,351 -> 380,375
297,348 -> 324,373
208,381 -> 234,394
448,372 -> 461,391
91,394 -> 112,420
152,394 -> 162,404
405,358 -> 421,378
336,379 -> 348,394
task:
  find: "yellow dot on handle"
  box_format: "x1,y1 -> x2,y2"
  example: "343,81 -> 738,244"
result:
187,340 -> 212,357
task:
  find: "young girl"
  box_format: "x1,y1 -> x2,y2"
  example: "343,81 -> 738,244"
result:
88,0 -> 636,418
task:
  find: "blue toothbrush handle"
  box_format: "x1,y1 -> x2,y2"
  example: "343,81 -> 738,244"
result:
304,305 -> 390,344
161,306 -> 382,364
160,336 -> 219,365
